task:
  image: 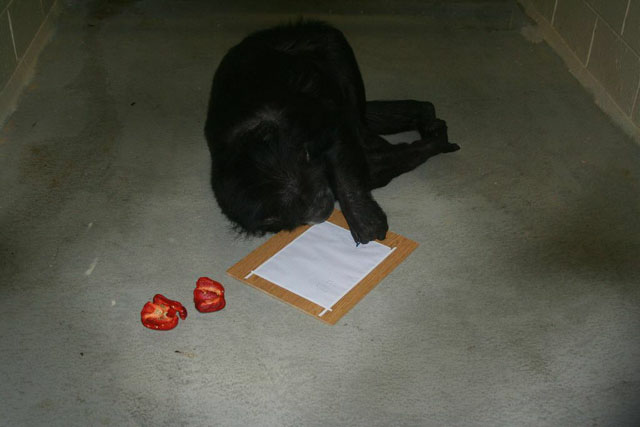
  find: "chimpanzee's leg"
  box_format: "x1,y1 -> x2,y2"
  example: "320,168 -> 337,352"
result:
365,100 -> 437,139
364,119 -> 460,189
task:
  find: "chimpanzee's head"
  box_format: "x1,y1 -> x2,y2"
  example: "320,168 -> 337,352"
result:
211,108 -> 335,235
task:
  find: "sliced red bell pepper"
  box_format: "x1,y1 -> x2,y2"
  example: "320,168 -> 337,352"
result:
141,294 -> 187,330
153,294 -> 187,320
194,277 -> 226,313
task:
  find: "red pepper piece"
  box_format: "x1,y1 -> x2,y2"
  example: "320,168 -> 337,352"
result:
153,294 -> 187,320
141,294 -> 187,330
194,277 -> 226,313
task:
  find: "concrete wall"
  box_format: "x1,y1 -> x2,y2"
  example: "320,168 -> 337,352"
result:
519,0 -> 640,142
0,0 -> 58,124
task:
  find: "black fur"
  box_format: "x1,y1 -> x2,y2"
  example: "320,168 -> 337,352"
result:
204,21 -> 459,244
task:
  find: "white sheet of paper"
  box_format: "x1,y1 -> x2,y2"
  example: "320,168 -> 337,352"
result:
248,221 -> 394,312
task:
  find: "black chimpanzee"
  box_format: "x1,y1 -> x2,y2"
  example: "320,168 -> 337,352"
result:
205,21 -> 459,244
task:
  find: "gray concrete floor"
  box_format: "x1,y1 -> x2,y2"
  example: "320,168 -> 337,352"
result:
1,1 -> 639,426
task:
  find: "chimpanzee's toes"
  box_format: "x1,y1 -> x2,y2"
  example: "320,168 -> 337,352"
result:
440,142 -> 460,153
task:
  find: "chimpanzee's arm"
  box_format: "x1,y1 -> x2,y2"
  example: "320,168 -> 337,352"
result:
324,114 -> 388,244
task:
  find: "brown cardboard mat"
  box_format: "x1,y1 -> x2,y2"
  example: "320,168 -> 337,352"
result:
227,210 -> 418,325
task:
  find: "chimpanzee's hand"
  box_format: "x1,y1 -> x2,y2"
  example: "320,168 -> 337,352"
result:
341,196 -> 388,245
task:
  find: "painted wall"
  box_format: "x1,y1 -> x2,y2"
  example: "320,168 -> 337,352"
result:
1,0 -> 57,91
520,0 -> 640,139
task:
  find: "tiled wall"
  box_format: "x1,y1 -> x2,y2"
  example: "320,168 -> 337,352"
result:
0,0 -> 56,93
520,0 -> 640,136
